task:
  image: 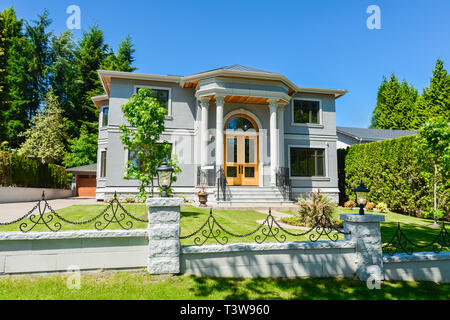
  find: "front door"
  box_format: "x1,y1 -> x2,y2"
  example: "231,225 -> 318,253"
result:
225,133 -> 259,186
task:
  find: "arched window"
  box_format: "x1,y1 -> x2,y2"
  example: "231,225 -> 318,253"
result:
225,116 -> 258,132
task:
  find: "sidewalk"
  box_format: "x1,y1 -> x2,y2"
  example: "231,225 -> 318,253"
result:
0,197 -> 99,223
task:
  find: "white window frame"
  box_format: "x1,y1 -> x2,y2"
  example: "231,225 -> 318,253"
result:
287,145 -> 329,180
134,85 -> 172,118
98,148 -> 107,179
100,105 -> 109,128
291,98 -> 323,128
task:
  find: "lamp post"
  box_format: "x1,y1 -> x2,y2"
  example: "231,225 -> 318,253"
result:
353,182 -> 370,215
156,159 -> 174,198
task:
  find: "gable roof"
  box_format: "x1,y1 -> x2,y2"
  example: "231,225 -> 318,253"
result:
336,126 -> 417,142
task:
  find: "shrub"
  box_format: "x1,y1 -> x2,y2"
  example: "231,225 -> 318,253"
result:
296,191 -> 337,227
280,216 -> 303,226
122,195 -> 135,203
344,136 -> 449,216
0,150 -> 69,189
344,200 -> 355,208
365,202 -> 375,210
376,202 -> 388,213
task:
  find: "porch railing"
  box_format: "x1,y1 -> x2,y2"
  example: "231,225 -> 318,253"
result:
276,167 -> 292,201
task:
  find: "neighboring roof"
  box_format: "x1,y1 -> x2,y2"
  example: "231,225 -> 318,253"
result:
336,126 -> 417,142
66,163 -> 97,174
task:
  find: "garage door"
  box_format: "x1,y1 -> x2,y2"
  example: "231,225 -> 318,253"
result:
76,175 -> 97,197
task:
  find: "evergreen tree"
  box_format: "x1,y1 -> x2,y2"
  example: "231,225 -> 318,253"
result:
63,124 -> 98,168
370,74 -> 418,130
102,35 -> 137,72
0,7 -> 23,145
18,90 -> 67,164
414,59 -> 450,128
70,26 -> 108,137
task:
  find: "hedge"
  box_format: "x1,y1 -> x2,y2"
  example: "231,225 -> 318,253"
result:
342,136 -> 449,217
0,151 -> 70,189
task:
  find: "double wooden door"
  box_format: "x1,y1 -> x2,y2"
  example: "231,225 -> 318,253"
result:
224,133 -> 259,186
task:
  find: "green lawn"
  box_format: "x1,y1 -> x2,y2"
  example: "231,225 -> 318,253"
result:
0,271 -> 449,300
0,204 -> 447,251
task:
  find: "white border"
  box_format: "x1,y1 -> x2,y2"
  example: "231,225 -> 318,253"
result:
291,97 -> 323,127
134,85 -> 173,118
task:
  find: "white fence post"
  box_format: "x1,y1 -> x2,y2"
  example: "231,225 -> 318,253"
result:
340,214 -> 385,281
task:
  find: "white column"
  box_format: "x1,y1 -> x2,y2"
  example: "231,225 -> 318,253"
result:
268,99 -> 278,185
278,105 -> 286,168
215,95 -> 225,169
199,97 -> 210,167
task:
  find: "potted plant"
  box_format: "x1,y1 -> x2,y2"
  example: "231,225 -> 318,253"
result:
197,186 -> 208,207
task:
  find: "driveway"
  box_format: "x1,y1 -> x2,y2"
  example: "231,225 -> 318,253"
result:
0,197 -> 100,224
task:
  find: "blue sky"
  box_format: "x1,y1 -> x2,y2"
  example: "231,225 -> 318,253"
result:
3,0 -> 450,128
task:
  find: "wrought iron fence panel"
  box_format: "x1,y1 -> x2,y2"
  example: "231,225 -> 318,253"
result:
180,208 -> 349,245
382,222 -> 449,255
0,191 -> 148,232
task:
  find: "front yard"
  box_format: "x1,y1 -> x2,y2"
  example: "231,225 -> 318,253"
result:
0,271 -> 449,300
0,203 -> 448,252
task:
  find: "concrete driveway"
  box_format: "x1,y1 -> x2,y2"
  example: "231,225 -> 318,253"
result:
0,197 -> 100,224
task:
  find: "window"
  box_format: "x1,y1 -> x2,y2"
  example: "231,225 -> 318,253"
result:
293,99 -> 320,124
101,107 -> 109,127
100,150 -> 107,178
290,148 -> 325,177
136,87 -> 170,110
126,143 -> 173,173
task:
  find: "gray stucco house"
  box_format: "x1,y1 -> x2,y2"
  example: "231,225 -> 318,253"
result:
91,65 -> 348,205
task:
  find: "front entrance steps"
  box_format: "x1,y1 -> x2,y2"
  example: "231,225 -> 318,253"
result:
214,186 -> 296,208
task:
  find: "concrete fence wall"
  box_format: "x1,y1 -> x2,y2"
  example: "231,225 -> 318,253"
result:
0,230 -> 148,275
0,198 -> 449,283
383,252 -> 450,283
0,187 -> 72,204
181,241 -> 357,278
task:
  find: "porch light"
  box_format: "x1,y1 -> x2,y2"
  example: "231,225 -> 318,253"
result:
353,182 -> 370,215
156,159 -> 174,198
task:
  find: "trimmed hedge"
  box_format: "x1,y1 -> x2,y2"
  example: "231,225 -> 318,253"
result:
0,151 -> 70,189
343,136 -> 449,217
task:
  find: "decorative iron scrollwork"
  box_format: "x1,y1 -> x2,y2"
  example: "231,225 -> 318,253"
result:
383,222 -> 449,255
0,191 -> 148,232
180,208 -> 349,245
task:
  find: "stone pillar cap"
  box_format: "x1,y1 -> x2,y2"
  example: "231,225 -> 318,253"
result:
340,214 -> 385,223
146,197 -> 184,208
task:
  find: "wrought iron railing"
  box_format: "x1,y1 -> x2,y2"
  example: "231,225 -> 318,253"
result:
216,166 -> 228,201
0,191 -> 148,232
197,166 -> 216,187
382,222 -> 449,255
180,208 -> 349,245
276,167 -> 292,201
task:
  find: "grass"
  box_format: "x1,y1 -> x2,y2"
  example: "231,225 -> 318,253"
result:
0,271 -> 449,300
0,203 -> 447,251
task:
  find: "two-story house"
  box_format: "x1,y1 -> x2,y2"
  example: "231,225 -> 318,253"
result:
91,65 -> 347,205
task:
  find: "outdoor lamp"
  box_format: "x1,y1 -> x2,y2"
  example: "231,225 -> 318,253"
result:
156,159 -> 174,197
353,182 -> 370,215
